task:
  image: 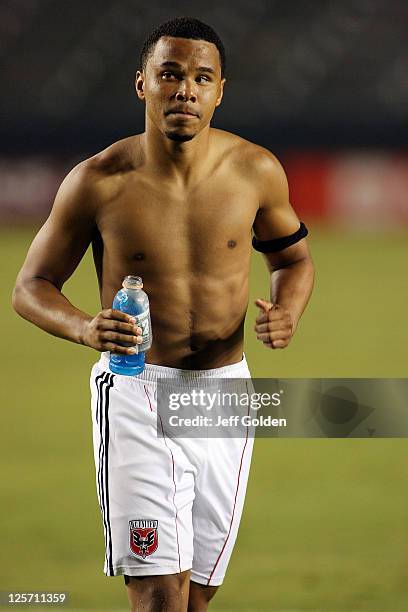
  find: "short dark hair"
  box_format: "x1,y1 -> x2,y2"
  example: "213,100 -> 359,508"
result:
140,17 -> 226,79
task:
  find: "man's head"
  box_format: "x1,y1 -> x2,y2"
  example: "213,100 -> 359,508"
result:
135,17 -> 226,142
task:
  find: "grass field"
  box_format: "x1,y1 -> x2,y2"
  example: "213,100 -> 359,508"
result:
1,226 -> 408,611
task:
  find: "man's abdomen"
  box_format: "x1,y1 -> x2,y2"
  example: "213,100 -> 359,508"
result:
145,272 -> 249,368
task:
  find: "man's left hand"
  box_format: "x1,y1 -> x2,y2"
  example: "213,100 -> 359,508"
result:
254,298 -> 294,349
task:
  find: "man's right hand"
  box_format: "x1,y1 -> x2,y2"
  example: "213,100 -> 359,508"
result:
81,309 -> 143,354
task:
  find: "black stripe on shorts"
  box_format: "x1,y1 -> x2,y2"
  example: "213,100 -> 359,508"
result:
96,372 -> 115,576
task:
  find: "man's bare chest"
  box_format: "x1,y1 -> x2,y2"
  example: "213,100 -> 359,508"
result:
97,174 -> 259,260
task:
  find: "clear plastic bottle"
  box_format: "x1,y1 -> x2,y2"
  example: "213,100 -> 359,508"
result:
109,275 -> 152,376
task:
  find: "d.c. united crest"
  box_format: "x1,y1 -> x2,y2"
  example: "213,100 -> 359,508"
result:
129,519 -> 158,559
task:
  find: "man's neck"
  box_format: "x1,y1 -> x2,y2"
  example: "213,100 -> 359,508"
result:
142,117 -> 211,186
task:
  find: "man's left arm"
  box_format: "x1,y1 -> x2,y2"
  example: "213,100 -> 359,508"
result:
252,149 -> 315,349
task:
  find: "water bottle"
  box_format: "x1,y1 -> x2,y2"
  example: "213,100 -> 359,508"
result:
109,275 -> 152,376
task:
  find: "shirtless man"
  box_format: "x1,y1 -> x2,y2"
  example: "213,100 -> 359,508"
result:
13,17 -> 314,612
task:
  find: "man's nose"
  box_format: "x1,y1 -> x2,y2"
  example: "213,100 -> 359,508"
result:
175,80 -> 197,102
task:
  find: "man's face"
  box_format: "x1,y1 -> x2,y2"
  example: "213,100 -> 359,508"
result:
136,37 -> 225,142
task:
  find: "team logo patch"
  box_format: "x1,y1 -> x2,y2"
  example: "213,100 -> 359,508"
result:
129,519 -> 158,559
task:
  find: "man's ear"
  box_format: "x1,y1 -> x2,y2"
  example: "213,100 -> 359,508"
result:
215,78 -> 226,107
135,70 -> 145,100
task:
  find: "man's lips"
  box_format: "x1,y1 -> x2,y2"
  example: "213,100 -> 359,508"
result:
166,109 -> 198,118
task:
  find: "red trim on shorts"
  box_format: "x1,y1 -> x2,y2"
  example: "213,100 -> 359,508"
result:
158,414 -> 182,573
206,406 -> 250,585
143,385 -> 181,571
143,385 -> 153,411
142,386 -> 181,570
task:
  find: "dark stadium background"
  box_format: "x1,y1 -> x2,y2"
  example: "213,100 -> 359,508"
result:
1,1 -> 407,610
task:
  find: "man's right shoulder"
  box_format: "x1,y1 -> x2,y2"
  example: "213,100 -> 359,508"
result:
62,134 -> 143,201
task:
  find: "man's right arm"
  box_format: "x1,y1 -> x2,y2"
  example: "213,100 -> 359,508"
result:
12,162 -> 141,355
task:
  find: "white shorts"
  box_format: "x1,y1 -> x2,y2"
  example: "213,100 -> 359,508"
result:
89,352 -> 254,587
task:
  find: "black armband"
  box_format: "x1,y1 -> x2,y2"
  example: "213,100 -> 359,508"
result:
252,222 -> 309,253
